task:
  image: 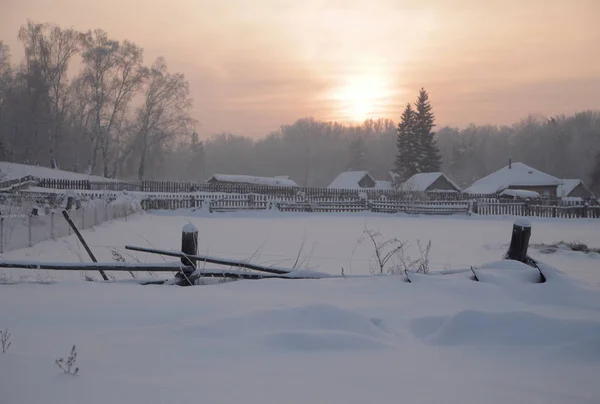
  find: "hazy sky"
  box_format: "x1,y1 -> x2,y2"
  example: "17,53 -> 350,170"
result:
1,0 -> 599,137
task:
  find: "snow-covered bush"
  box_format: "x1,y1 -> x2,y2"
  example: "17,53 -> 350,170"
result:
110,191 -> 142,215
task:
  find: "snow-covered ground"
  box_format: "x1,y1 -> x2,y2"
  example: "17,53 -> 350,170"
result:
1,211 -> 599,404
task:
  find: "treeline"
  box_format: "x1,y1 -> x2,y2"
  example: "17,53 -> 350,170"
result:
0,21 -> 197,180
1,22 -> 599,194
183,111 -> 600,192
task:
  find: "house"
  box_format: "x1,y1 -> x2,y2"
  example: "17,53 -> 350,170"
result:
558,179 -> 595,200
328,171 -> 376,189
375,180 -> 393,190
464,162 -> 562,198
207,174 -> 299,187
400,172 -> 461,192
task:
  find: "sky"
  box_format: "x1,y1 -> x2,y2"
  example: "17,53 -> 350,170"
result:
1,0 -> 599,138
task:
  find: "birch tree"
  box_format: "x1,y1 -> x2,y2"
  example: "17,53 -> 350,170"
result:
18,21 -> 81,167
80,29 -> 146,176
133,57 -> 194,180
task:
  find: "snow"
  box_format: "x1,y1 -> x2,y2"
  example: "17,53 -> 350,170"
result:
209,174 -> 299,187
375,180 -> 392,189
0,161 -> 116,182
499,189 -> 540,199
557,179 -> 584,198
1,212 -> 600,404
465,162 -> 562,194
328,171 -> 375,189
182,223 -> 198,233
514,217 -> 532,227
401,172 -> 460,192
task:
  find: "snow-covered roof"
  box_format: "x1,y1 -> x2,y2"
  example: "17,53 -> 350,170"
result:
375,180 -> 392,190
499,189 -> 540,199
465,163 -> 562,194
401,172 -> 460,192
328,171 -> 375,189
557,179 -> 582,197
209,174 -> 299,187
0,161 -> 116,182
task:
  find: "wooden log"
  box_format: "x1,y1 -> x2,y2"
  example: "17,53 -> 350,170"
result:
0,260 -> 183,271
124,244 -> 291,274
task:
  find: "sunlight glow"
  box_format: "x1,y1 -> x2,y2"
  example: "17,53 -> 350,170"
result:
329,71 -> 396,123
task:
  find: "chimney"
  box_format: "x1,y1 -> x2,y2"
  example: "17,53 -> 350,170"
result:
509,158 -> 512,169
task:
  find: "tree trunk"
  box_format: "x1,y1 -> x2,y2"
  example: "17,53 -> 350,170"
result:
138,145 -> 147,181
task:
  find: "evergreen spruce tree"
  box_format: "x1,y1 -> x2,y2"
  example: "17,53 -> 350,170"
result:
347,136 -> 367,170
395,103 -> 419,182
590,152 -> 600,196
414,87 -> 441,172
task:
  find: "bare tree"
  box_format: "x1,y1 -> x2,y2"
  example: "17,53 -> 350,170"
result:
80,29 -> 146,176
0,42 -> 12,155
18,21 -> 81,167
133,57 -> 194,180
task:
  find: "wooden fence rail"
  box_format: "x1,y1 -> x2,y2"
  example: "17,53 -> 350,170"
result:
3,176 -> 599,218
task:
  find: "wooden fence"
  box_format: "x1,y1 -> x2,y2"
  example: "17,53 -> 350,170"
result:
4,176 -> 600,218
34,177 -> 490,201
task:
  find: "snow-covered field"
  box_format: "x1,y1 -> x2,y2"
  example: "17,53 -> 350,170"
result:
1,211 -> 600,404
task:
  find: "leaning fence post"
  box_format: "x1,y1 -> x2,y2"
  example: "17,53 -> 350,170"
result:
506,218 -> 531,263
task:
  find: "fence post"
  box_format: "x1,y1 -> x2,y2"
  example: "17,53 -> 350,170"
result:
181,223 -> 198,275
506,218 -> 531,263
0,217 -> 3,253
28,214 -> 33,247
51,211 -> 55,239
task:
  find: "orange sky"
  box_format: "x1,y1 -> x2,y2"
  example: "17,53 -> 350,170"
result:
1,0 -> 599,137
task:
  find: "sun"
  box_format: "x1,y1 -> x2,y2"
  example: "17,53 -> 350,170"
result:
329,72 -> 393,123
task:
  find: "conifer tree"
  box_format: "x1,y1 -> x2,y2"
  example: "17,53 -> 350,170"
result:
590,152 -> 600,196
414,87 -> 441,172
395,103 -> 419,182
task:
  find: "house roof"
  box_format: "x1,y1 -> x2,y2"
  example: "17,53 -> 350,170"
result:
328,171 -> 375,189
209,174 -> 299,187
375,180 -> 392,190
0,161 -> 117,182
557,179 -> 582,197
401,172 -> 460,192
499,189 -> 540,199
464,162 -> 562,194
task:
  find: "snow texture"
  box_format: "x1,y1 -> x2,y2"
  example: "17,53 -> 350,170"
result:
328,171 -> 375,189
209,174 -> 299,187
465,162 -> 562,194
499,189 -> 540,199
182,223 -> 198,233
514,217 -> 532,227
1,212 -> 600,404
375,180 -> 392,189
0,161 -> 116,182
401,172 -> 460,192
557,179 -> 585,198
